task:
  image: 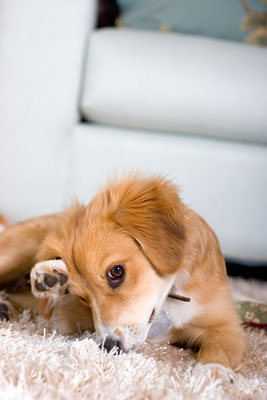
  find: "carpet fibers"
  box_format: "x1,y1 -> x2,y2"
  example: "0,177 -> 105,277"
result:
0,277 -> 266,400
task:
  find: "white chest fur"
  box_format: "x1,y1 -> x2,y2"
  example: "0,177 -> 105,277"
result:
162,271 -> 201,329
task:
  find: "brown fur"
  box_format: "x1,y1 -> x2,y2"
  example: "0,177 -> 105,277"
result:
0,214 -> 9,228
0,175 -> 247,370
0,215 -> 60,283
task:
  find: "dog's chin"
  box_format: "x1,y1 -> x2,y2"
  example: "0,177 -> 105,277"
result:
121,340 -> 144,354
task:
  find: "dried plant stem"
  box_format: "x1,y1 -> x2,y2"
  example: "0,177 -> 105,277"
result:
240,0 -> 252,14
168,293 -> 191,302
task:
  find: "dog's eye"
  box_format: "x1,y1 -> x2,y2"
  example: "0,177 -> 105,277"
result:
107,264 -> 125,288
108,265 -> 124,279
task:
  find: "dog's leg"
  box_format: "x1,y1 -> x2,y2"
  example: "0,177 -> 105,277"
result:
0,214 -> 61,318
0,214 -> 60,285
0,291 -> 37,322
30,259 -> 69,319
30,259 -> 95,334
165,317 -> 247,378
196,324 -> 247,370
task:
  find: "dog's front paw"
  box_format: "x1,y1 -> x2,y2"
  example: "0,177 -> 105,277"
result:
31,259 -> 68,299
194,363 -> 236,383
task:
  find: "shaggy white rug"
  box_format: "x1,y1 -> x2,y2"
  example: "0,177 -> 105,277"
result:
0,277 -> 266,400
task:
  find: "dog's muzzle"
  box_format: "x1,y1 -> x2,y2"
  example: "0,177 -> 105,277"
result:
99,310 -> 172,354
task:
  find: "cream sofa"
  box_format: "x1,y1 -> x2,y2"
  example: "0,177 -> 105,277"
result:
0,0 -> 266,263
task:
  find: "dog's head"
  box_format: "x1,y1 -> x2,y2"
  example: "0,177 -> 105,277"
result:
44,176 -> 186,352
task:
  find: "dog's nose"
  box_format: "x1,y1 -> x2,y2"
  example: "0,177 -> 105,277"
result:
103,337 -> 123,353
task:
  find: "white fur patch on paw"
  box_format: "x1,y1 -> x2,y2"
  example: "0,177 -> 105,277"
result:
31,259 -> 69,299
194,363 -> 236,383
0,223 -> 5,233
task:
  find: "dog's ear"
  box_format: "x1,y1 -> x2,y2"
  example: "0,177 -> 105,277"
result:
106,176 -> 186,275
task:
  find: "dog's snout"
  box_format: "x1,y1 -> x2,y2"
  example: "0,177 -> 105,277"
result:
103,337 -> 123,354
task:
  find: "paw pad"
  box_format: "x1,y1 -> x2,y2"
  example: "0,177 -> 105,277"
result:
44,273 -> 58,288
55,271 -> 68,286
31,259 -> 69,299
34,271 -> 68,292
35,280 -> 47,292
0,303 -> 9,321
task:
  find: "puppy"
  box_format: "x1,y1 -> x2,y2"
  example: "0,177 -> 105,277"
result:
0,175 -> 247,370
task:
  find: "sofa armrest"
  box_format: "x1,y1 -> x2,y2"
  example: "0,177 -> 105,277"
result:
0,0 -> 96,220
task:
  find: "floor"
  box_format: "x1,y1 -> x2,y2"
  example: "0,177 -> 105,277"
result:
0,277 -> 266,400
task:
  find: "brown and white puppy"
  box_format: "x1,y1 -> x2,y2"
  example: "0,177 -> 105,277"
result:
0,175 -> 247,371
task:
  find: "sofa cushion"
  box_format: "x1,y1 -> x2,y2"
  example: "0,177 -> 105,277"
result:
67,123 -> 267,262
81,28 -> 267,144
